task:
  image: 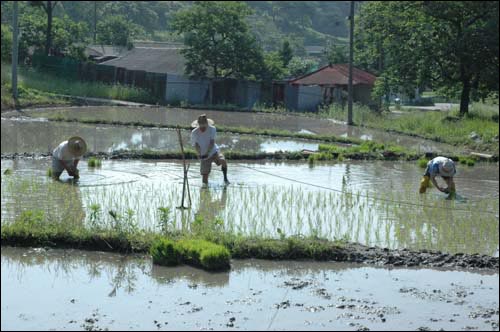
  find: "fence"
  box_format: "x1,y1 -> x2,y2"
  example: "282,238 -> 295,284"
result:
32,53 -> 166,102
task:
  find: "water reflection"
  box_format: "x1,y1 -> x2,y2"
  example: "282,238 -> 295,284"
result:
1,118 -> 319,154
12,106 -> 463,153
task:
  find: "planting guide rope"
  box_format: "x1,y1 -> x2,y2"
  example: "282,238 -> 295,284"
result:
234,164 -> 499,216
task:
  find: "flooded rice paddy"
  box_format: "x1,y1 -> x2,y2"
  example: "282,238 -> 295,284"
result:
2,246 -> 498,331
4,106 -> 461,153
1,117 -> 320,154
2,159 -> 498,256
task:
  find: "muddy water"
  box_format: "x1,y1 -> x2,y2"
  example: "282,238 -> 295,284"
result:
2,247 -> 498,331
8,106 -> 461,153
1,117 -> 319,154
2,159 -> 498,255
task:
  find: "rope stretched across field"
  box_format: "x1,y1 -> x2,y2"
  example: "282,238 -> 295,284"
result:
236,164 -> 499,216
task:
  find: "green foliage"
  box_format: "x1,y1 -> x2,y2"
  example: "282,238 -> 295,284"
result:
355,1 -> 499,115
279,40 -> 294,67
172,1 -> 265,79
46,168 -> 52,177
3,168 -> 13,175
97,15 -> 143,47
287,56 -> 319,78
157,207 -> 172,234
324,41 -> 347,65
87,157 -> 102,168
263,51 -> 288,81
1,24 -> 12,62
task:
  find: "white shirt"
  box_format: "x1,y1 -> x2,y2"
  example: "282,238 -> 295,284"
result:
53,141 -> 76,162
191,126 -> 219,157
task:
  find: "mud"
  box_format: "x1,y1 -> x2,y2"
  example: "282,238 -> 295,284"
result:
2,247 -> 499,331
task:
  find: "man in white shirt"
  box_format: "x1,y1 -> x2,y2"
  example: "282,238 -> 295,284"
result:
52,136 -> 87,180
191,114 -> 229,186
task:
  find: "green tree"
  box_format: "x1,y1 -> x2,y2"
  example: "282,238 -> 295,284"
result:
29,1 -> 59,56
324,41 -> 347,65
172,1 -> 265,79
1,24 -> 12,62
355,1 -> 499,116
279,40 -> 294,67
17,10 -> 88,61
97,15 -> 143,48
287,56 -> 319,78
263,51 -> 288,81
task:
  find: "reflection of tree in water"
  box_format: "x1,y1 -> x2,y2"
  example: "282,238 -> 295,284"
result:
1,247 -> 149,296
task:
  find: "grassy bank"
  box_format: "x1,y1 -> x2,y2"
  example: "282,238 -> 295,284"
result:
1,63 -> 154,110
0,209 -> 346,262
320,103 -> 499,153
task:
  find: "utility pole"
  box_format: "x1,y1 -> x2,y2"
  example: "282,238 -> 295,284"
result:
93,1 -> 97,44
347,0 -> 354,125
12,1 -> 19,101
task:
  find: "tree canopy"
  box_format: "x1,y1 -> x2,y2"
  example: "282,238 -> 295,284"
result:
172,1 -> 265,79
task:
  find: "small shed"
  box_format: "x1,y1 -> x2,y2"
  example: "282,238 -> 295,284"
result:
288,64 -> 378,111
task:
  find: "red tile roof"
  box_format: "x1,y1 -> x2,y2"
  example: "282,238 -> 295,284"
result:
290,64 -> 377,86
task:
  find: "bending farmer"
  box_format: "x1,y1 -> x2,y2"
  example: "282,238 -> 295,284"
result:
51,136 -> 87,180
191,114 -> 229,186
419,156 -> 456,194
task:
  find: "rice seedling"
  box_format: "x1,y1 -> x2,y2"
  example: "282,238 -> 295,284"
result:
3,168 -> 13,175
87,157 -> 102,168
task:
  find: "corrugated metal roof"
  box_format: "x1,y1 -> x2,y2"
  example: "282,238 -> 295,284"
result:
290,64 -> 377,86
99,48 -> 186,75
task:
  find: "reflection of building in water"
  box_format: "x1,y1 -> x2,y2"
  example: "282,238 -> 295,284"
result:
195,188 -> 227,222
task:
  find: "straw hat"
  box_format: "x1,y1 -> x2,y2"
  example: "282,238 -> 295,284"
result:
191,114 -> 214,128
68,136 -> 87,157
439,158 -> 455,177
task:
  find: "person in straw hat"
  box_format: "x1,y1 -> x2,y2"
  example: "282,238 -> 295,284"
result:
51,136 -> 87,180
191,114 -> 229,186
419,156 -> 456,195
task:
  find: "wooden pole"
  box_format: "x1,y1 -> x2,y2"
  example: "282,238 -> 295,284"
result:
12,1 -> 19,101
176,128 -> 190,209
347,0 -> 354,125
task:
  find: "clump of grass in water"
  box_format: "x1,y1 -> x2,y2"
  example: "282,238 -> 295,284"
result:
46,168 -> 52,177
3,168 -> 13,175
150,238 -> 230,271
459,156 -> 476,166
87,157 -> 102,168
417,157 -> 429,168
